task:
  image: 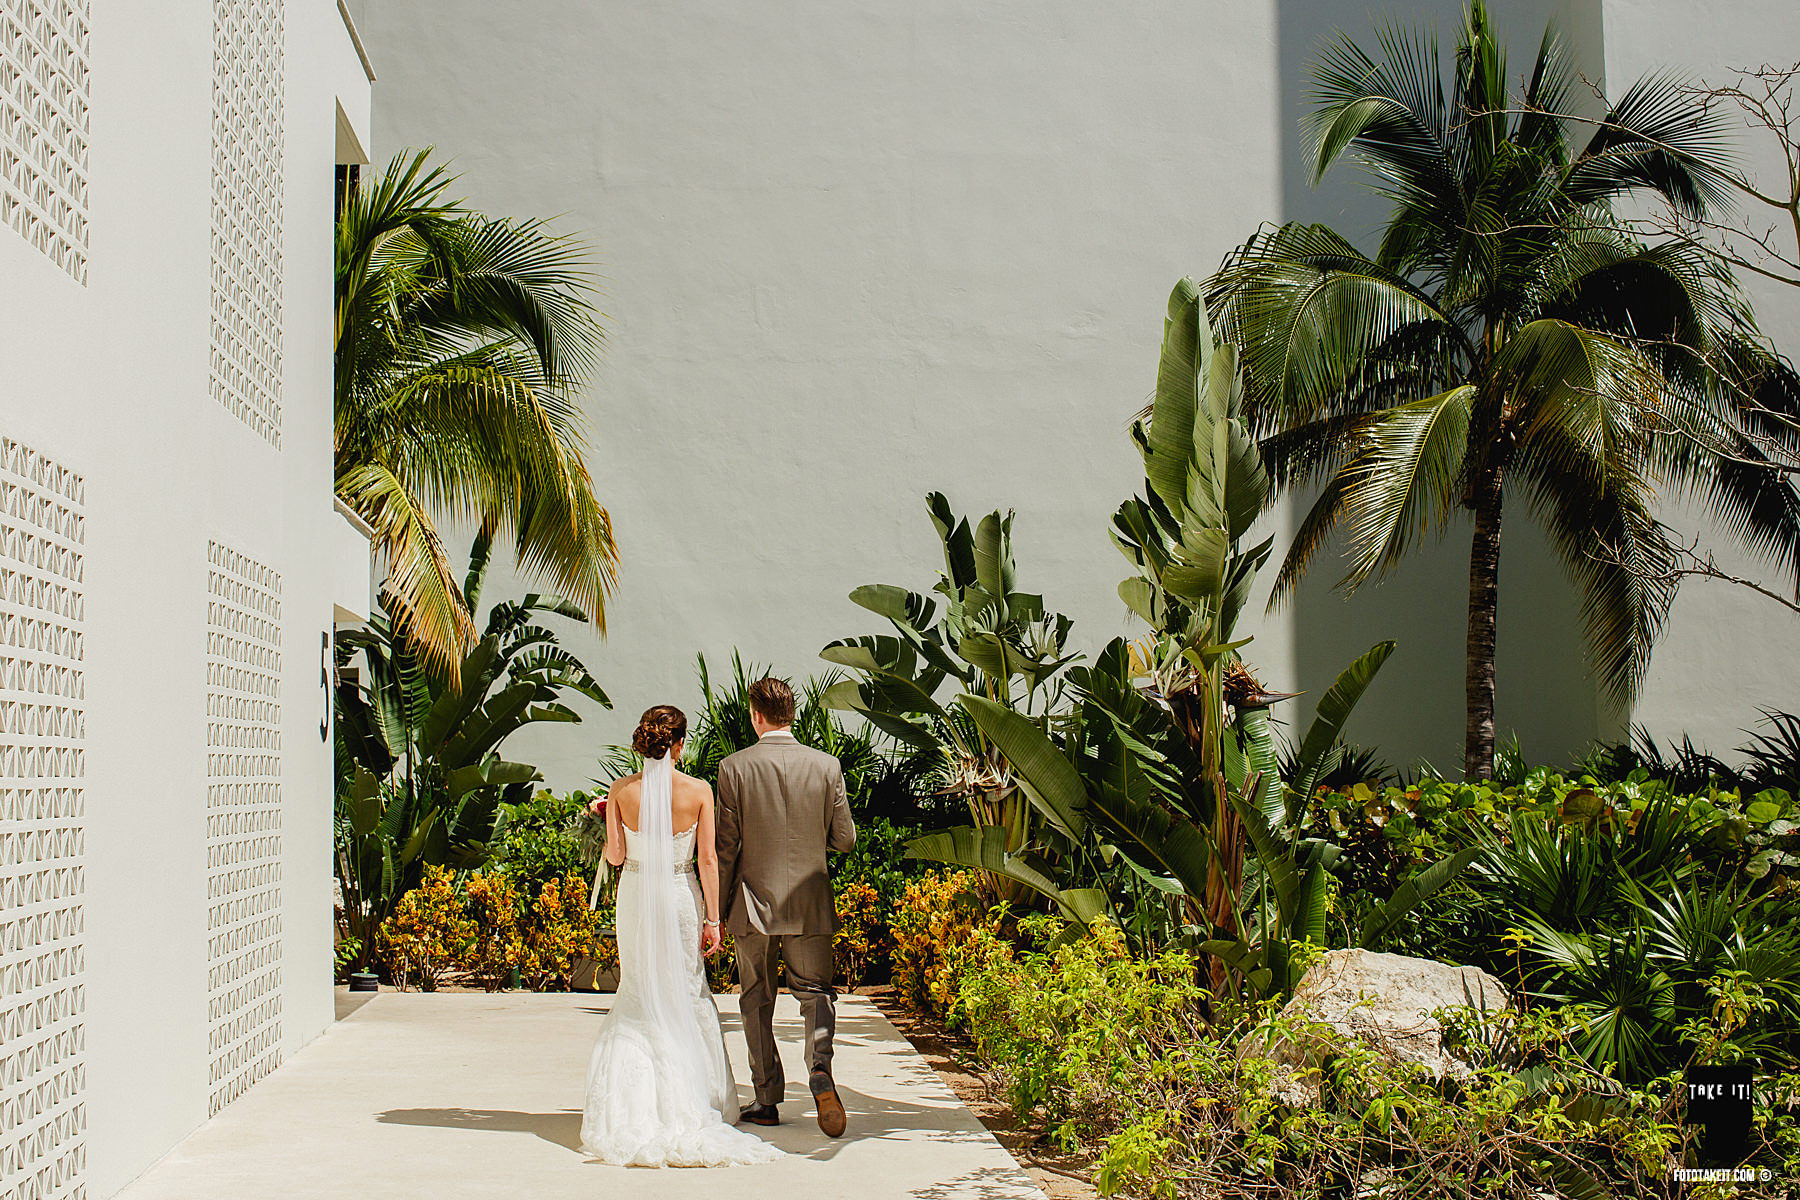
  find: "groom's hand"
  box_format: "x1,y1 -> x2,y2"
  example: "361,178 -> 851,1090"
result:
703,924 -> 724,958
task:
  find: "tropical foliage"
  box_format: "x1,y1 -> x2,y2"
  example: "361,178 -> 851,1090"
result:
597,651 -> 941,826
1205,2 -> 1800,778
943,915 -> 1708,1200
336,149 -> 616,677
823,497 -> 1082,904
334,536 -> 608,975
874,279 -> 1458,1002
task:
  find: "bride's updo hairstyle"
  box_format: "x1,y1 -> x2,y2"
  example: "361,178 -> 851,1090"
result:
632,705 -> 687,760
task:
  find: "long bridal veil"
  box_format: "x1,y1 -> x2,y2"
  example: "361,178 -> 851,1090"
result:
579,752 -> 780,1167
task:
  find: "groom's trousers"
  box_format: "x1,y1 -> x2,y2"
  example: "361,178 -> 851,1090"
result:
734,931 -> 836,1107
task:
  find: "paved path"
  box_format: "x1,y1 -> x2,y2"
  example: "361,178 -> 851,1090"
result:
116,991 -> 1046,1200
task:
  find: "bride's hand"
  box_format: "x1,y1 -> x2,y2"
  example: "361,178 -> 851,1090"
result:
702,923 -> 724,958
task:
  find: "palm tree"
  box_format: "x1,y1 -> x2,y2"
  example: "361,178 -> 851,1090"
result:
336,150 -> 617,678
1208,2 -> 1800,778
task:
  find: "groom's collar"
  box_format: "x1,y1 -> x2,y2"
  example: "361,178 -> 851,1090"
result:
758,728 -> 796,740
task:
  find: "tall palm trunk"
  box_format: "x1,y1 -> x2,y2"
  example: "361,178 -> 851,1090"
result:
1464,462 -> 1504,779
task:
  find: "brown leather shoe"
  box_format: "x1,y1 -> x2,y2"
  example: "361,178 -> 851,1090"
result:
810,1071 -> 846,1138
737,1103 -> 779,1126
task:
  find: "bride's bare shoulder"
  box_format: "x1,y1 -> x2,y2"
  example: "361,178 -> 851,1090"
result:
670,770 -> 712,795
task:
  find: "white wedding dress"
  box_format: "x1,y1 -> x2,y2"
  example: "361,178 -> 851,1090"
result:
580,752 -> 781,1167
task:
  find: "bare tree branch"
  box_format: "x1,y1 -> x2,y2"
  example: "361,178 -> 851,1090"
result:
1594,532 -> 1800,616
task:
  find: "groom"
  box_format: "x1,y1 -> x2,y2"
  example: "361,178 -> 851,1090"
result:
715,676 -> 857,1138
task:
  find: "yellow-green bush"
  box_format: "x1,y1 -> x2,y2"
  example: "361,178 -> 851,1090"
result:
520,873 -> 604,991
376,864 -> 473,991
461,870 -> 528,990
833,878 -> 888,989
890,870 -> 991,1021
951,919 -> 1716,1200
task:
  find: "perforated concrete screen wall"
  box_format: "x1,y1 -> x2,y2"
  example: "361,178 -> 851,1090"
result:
0,0 -> 91,284
209,0 -> 284,447
203,541 -> 284,1118
0,438 -> 87,1200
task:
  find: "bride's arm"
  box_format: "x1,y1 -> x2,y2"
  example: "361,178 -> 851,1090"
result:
696,785 -> 724,956
602,780 -> 627,868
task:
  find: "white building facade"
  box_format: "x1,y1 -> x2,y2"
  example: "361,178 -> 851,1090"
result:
351,0 -> 1800,787
0,2 -> 372,1197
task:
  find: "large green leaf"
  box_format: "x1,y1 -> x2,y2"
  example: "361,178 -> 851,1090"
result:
1357,845 -> 1478,949
905,825 -> 1113,924
1145,278 -> 1209,513
1291,639 -> 1397,813
849,584 -> 937,632
418,636 -> 502,753
819,637 -> 949,718
345,767 -> 383,835
439,681 -> 537,768
958,694 -> 1088,839
972,511 -> 1016,607
927,492 -> 978,589
1235,707 -> 1286,830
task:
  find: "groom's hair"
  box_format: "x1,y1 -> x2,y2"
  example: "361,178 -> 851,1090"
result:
747,676 -> 795,726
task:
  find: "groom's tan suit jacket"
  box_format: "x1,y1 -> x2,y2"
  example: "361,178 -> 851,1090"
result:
715,733 -> 857,937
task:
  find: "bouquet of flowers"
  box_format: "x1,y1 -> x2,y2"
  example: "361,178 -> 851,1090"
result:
573,791 -> 611,909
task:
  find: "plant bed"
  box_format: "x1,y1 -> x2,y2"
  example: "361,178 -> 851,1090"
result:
869,986 -> 1099,1200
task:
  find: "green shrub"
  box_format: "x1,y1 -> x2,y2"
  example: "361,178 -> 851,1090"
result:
489,789 -> 594,895
949,921 -> 1715,1200
956,917 -> 1204,1151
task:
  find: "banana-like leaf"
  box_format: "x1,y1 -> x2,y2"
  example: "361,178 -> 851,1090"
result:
957,694 -> 1088,839
1236,708 -> 1287,831
1121,853 -> 1187,894
1090,782 -> 1215,901
1218,537 -> 1273,641
1162,528 -> 1230,603
826,679 -> 941,752
523,703 -> 581,724
336,685 -> 395,776
419,637 -> 502,752
972,511 -> 1016,607
849,584 -> 937,632
444,758 -> 540,801
905,825 -> 1113,924
440,681 -> 537,769
1215,355 -> 1270,541
820,678 -> 866,711
1357,845 -> 1478,949
1292,640 -> 1398,813
818,637 -> 950,718
927,492 -> 978,589
398,809 -> 439,866
1146,278 -> 1209,514
346,767 -> 383,835
1118,577 -> 1161,626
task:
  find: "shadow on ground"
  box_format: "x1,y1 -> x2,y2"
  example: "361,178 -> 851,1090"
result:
378,1107 -> 584,1152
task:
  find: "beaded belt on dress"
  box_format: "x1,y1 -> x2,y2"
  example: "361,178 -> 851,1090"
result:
620,860 -> 696,876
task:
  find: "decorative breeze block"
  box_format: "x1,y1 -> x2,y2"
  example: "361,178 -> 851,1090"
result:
204,541 -> 283,1117
0,437 -> 86,1200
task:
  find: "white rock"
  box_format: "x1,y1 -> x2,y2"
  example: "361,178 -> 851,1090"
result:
1242,948 -> 1510,1108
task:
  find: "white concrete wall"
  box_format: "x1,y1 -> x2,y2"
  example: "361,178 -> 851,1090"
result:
0,3 -> 370,1197
354,0 -> 1731,785
1602,0 -> 1800,762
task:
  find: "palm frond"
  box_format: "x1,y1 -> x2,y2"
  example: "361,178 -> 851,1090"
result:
1564,71 -> 1738,219
1336,386 -> 1475,589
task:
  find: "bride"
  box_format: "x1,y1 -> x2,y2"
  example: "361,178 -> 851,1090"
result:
580,705 -> 781,1167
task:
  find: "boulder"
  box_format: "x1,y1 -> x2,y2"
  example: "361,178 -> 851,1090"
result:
1242,948 -> 1510,1108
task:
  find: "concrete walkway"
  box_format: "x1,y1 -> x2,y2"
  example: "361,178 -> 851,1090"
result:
117,992 -> 1047,1200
